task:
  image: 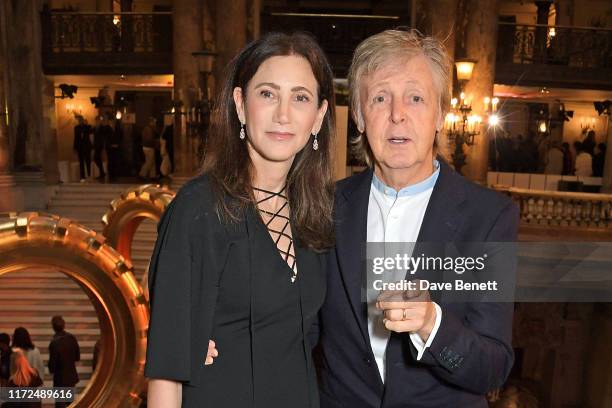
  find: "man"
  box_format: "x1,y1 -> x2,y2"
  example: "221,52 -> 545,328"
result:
105,116 -> 122,181
48,316 -> 80,408
139,116 -> 159,180
73,115 -> 92,182
92,115 -> 107,180
316,30 -> 518,407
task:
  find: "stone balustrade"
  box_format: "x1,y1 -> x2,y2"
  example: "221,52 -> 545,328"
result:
494,186 -> 612,229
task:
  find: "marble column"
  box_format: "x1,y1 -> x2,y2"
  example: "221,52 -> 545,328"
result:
42,77 -> 59,184
172,0 -> 204,176
461,0 -> 499,184
247,0 -> 262,42
425,0 -> 458,61
0,0 -> 46,172
0,20 -> 17,211
213,0 -> 247,93
600,115 -> 612,193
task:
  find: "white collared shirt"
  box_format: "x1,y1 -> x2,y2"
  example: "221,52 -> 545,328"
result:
366,161 -> 443,383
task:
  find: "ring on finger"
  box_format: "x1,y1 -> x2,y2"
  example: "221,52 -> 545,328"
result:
402,308 -> 408,320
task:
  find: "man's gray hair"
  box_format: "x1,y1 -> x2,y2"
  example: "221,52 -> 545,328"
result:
348,29 -> 452,165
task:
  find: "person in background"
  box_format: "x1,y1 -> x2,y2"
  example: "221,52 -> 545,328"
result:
582,129 -> 596,155
106,117 -> 122,182
161,123 -> 174,174
2,349 -> 43,408
544,141 -> 564,174
561,142 -> 573,175
48,316 -> 80,408
73,115 -> 92,182
592,142 -> 606,177
574,141 -> 593,177
139,117 -> 158,180
93,117 -> 106,181
11,327 -> 45,382
0,333 -> 11,387
92,339 -> 101,373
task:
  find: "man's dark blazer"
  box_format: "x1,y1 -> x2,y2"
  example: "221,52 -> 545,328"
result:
317,159 -> 518,408
48,331 -> 81,387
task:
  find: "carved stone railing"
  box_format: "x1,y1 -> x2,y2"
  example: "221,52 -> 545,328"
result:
41,11 -> 172,74
494,186 -> 612,229
497,23 -> 612,68
495,23 -> 612,89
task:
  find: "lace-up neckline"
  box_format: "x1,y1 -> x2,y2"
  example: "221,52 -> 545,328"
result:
253,185 -> 298,283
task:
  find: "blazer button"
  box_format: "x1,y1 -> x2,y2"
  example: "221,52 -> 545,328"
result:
364,356 -> 373,366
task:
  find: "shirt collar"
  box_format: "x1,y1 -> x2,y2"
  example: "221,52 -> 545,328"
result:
372,160 -> 440,198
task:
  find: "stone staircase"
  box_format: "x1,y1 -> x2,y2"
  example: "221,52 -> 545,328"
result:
0,176 -> 192,403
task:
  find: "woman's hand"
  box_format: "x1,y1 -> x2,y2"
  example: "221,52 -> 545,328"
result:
205,340 -> 219,365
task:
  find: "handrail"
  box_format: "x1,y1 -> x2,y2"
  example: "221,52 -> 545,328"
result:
499,187 -> 612,202
498,21 -> 612,32
268,12 -> 399,20
44,11 -> 172,15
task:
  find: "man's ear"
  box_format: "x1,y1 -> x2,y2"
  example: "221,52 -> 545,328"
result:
311,99 -> 329,135
233,87 -> 246,123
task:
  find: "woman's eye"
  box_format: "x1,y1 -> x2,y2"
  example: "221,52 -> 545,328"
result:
260,90 -> 273,98
295,94 -> 310,102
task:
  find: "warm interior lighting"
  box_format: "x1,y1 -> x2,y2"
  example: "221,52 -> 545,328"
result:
115,111 -> 123,120
488,114 -> 500,127
539,121 -> 547,133
455,60 -> 476,81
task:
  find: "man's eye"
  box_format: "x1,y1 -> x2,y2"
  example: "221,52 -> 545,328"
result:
296,94 -> 310,102
373,95 -> 386,103
412,95 -> 424,103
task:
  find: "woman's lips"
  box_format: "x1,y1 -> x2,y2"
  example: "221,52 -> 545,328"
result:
267,131 -> 295,140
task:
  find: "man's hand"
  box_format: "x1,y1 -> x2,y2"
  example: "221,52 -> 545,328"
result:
204,340 -> 218,365
376,281 -> 437,342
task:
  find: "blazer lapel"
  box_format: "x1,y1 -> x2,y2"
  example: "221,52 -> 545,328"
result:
416,159 -> 466,243
335,169 -> 374,346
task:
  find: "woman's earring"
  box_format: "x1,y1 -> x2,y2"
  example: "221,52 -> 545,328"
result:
239,123 -> 246,140
312,133 -> 319,151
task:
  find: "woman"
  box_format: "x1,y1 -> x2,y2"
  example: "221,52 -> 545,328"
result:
11,328 -> 45,381
1,349 -> 43,408
145,32 -> 335,408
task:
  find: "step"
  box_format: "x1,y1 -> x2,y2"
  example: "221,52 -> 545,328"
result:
0,292 -> 89,300
0,316 -> 99,324
0,304 -> 97,312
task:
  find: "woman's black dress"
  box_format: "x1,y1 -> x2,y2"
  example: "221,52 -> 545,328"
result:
145,177 -> 326,408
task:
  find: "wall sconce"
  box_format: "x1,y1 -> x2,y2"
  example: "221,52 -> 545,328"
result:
580,116 -> 596,133
455,59 -> 476,82
56,84 -> 78,99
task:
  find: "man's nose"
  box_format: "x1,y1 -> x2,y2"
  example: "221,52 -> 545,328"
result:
390,98 -> 407,124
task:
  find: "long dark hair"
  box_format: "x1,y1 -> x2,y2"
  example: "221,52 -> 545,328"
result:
12,327 -> 34,351
201,32 -> 336,250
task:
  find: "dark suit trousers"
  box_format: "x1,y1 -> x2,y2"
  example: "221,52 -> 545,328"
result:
77,149 -> 91,179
